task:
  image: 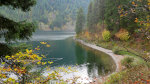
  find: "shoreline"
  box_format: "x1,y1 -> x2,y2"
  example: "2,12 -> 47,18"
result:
74,38 -> 124,83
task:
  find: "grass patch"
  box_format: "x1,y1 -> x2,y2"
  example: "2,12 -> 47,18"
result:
117,50 -> 147,67
121,56 -> 134,68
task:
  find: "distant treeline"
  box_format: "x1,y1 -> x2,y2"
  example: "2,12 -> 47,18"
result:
0,0 -> 90,30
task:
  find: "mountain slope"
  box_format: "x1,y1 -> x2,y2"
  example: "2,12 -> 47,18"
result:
0,0 -> 90,31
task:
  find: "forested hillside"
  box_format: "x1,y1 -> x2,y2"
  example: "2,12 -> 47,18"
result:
0,0 -> 90,31
76,0 -> 150,37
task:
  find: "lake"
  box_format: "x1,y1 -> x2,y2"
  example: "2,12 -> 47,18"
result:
28,31 -> 116,83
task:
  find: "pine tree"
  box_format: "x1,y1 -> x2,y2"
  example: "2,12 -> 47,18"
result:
0,0 -> 36,42
104,0 -> 137,33
98,0 -> 105,29
87,2 -> 93,30
87,0 -> 105,32
75,8 -> 85,34
92,0 -> 101,25
0,0 -> 36,56
118,0 -> 143,33
104,0 -> 120,32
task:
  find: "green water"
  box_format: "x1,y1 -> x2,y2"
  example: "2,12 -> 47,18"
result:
28,31 -> 116,83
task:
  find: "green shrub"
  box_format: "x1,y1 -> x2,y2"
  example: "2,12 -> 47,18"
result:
112,46 -> 127,55
112,46 -> 121,54
121,56 -> 134,68
102,30 -> 111,41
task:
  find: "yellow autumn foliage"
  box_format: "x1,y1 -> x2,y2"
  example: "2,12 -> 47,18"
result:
115,28 -> 130,41
102,30 -> 111,41
0,42 -> 76,84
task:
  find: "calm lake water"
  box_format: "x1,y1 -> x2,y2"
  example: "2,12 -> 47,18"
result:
28,31 -> 116,83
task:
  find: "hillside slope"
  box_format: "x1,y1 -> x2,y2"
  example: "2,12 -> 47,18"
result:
0,0 -> 90,31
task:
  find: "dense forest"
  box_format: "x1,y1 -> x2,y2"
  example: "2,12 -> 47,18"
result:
76,0 -> 149,35
0,0 -> 90,31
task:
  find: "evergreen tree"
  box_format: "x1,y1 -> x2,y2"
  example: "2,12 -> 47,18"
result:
104,0 -> 120,33
104,0 -> 138,33
118,0 -> 145,33
0,0 -> 36,56
92,0 -> 101,25
75,8 -> 85,34
0,0 -> 36,42
87,2 -> 93,30
87,0 -> 105,32
99,0 -> 105,29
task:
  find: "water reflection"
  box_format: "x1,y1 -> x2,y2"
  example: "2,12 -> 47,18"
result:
29,31 -> 116,83
75,43 -> 116,78
75,43 -> 86,65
